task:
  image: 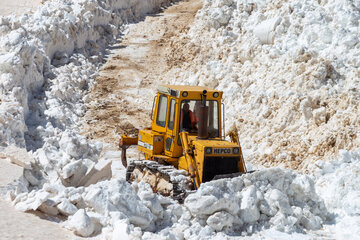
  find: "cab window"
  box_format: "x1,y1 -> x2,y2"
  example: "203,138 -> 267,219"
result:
156,95 -> 168,127
179,100 -> 219,137
168,99 -> 176,130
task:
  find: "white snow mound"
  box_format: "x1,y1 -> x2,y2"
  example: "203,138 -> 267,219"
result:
182,168 -> 327,238
166,0 -> 360,169
313,149 -> 360,239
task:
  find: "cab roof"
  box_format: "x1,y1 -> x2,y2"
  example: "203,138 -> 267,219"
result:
157,85 -> 222,98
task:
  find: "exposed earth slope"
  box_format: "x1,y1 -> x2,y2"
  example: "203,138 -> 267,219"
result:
82,0 -> 202,146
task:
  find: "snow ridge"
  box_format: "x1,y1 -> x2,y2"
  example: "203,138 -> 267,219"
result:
167,0 -> 360,169
0,0 -> 174,149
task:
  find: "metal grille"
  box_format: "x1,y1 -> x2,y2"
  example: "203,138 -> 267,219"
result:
165,137 -> 172,151
202,156 -> 240,182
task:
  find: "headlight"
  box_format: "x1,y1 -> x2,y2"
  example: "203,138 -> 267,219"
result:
205,147 -> 212,154
233,147 -> 240,154
182,91 -> 188,97
213,92 -> 219,98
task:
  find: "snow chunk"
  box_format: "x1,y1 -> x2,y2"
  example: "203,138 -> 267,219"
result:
65,209 -> 94,237
57,199 -> 78,216
83,179 -> 154,230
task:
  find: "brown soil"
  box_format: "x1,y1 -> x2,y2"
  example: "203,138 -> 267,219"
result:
82,0 -> 203,146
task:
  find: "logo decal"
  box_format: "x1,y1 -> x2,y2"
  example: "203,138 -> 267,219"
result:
138,140 -> 153,150
213,148 -> 231,154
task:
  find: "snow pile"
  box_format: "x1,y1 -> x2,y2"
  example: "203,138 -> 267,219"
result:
166,0 -> 360,169
313,149 -> 360,239
0,0 -> 176,237
13,178 -> 184,238
11,164 -> 327,238
0,0 -> 175,149
180,168 -> 327,239
0,0 -> 175,201
1,0 -> 357,238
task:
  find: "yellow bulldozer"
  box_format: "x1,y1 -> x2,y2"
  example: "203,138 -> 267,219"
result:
119,85 -> 248,201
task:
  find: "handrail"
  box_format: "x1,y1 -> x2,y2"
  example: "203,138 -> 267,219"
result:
150,95 -> 157,120
222,103 -> 225,139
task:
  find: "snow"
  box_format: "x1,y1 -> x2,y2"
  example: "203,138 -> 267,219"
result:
312,149 -> 360,239
166,0 -> 360,170
0,0 -> 359,239
184,168 -> 327,237
64,209 -> 95,237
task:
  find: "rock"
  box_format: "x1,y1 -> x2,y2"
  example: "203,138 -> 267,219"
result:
313,107 -> 327,125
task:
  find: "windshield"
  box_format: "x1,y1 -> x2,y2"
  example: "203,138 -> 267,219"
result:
179,100 -> 219,138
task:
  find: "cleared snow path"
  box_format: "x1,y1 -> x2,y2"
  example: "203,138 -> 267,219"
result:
0,0 -> 42,16
81,0 -> 203,147
1,0 -> 359,239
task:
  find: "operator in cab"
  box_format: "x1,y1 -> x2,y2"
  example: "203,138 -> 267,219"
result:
180,103 -> 198,131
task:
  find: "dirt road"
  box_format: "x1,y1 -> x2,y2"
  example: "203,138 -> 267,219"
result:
0,0 -> 42,16
82,0 -> 202,147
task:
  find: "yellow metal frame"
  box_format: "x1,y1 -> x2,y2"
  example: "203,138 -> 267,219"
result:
120,85 -> 247,188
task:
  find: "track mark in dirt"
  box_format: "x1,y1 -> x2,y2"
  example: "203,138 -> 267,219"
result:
82,0 -> 202,146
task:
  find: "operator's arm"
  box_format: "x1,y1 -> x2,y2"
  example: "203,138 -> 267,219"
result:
190,111 -> 198,128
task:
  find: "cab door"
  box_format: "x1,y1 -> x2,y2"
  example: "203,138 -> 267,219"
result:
152,94 -> 168,133
164,97 -> 182,157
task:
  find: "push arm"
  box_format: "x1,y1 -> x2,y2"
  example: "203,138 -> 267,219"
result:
119,134 -> 138,167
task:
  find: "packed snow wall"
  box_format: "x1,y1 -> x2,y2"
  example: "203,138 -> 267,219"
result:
166,0 -> 360,170
0,0 -> 175,149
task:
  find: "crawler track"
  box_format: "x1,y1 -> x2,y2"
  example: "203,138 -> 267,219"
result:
126,160 -> 194,202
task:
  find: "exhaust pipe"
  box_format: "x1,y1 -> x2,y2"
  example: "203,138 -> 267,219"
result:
197,90 -> 209,139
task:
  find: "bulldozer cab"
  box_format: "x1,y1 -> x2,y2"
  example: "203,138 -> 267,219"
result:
151,85 -> 223,158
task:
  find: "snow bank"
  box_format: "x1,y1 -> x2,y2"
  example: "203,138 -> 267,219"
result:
14,178 -> 184,237
12,163 -> 327,238
313,149 -> 360,239
166,0 -> 360,169
181,168 -> 327,238
0,0 -> 175,237
2,0 -> 358,238
0,0 -> 175,149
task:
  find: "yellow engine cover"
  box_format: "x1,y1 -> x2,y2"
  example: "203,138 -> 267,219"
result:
138,130 -> 164,156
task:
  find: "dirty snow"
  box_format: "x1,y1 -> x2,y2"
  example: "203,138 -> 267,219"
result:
166,0 -> 360,170
0,0 -> 360,239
